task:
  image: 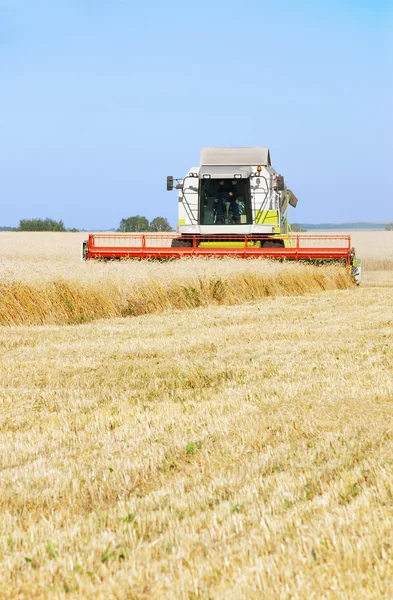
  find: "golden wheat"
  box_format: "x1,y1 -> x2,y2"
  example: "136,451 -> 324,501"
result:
0,262 -> 352,326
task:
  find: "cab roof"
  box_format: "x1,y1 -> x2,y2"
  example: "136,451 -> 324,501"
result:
200,147 -> 271,167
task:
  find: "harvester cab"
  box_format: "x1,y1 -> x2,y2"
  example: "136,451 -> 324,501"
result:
168,147 -> 298,246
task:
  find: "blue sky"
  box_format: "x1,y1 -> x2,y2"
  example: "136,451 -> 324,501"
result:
1,0 -> 392,229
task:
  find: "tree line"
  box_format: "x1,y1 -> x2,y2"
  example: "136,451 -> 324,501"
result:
18,218 -> 72,231
118,216 -> 172,232
1,218 -> 77,232
0,215 -> 173,232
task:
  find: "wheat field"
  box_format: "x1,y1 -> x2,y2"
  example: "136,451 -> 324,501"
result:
0,232 -> 393,599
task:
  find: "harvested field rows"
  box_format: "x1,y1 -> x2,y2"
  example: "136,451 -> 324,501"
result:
0,232 -> 393,599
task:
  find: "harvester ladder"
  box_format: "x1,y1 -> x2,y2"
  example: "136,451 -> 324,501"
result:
181,176 -> 198,225
252,181 -> 274,224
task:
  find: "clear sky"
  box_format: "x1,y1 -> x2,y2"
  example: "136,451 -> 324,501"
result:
1,0 -> 392,229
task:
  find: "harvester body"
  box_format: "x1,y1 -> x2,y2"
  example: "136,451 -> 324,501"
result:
82,146 -> 362,283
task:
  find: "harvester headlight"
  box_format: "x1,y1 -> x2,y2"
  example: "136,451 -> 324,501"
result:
257,165 -> 262,173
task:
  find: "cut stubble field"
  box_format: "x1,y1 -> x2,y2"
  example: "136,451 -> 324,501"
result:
0,232 -> 393,599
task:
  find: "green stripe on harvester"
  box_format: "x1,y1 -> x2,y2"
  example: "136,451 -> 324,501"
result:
255,210 -> 279,227
199,241 -> 261,248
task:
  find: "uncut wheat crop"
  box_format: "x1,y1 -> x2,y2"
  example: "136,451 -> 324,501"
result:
0,231 -> 393,599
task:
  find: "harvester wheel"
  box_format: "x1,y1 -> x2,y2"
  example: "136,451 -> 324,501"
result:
171,239 -> 193,248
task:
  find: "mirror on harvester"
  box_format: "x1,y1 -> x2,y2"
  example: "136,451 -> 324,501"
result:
167,176 -> 174,191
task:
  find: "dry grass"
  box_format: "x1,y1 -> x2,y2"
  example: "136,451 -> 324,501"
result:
0,232 -> 393,599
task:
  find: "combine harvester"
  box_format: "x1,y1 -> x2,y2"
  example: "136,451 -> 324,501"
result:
83,147 -> 362,283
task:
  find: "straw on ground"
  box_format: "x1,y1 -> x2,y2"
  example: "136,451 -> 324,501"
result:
0,232 -> 392,599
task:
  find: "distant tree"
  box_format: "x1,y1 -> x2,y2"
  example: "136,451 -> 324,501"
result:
385,223 -> 393,231
290,223 -> 308,232
68,228 -> 80,232
18,218 -> 66,232
149,216 -> 173,232
0,226 -> 16,231
118,215 -> 150,232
